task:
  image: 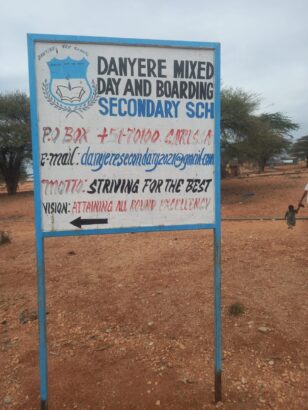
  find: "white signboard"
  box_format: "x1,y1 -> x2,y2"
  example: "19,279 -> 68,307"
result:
31,38 -> 218,232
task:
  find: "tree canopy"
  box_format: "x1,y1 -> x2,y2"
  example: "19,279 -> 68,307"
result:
221,88 -> 260,141
0,92 -> 31,194
291,135 -> 308,167
221,88 -> 299,172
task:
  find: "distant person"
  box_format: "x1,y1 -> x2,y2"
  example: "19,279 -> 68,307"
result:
285,205 -> 298,229
225,163 -> 231,177
298,183 -> 308,208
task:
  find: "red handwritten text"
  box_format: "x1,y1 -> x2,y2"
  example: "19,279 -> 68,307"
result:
42,127 -> 88,144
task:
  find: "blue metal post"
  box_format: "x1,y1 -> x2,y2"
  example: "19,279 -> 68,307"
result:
213,43 -> 222,403
27,34 -> 49,409
36,234 -> 48,410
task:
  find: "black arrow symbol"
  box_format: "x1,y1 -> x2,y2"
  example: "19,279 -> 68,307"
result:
70,216 -> 108,229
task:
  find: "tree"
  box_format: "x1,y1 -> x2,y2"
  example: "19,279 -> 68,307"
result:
239,113 -> 297,172
0,92 -> 31,194
220,88 -> 260,175
220,88 -> 298,173
221,87 -> 260,141
291,135 -> 308,167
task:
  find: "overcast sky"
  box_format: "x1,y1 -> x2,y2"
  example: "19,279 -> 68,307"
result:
1,0 -> 307,138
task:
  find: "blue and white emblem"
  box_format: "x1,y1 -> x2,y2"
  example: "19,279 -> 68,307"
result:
42,56 -> 97,117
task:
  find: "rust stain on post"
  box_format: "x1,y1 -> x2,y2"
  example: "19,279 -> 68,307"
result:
215,370 -> 222,403
41,399 -> 48,410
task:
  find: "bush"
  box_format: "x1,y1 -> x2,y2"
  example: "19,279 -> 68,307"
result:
228,302 -> 245,316
0,231 -> 11,245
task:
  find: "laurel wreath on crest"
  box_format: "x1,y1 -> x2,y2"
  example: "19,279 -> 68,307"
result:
42,79 -> 98,118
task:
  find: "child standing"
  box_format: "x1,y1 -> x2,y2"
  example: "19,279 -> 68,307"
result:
285,205 -> 298,229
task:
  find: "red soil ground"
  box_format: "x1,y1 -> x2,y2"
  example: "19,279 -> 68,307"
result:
0,169 -> 307,409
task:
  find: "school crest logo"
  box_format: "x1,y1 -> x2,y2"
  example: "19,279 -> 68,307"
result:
42,56 -> 97,118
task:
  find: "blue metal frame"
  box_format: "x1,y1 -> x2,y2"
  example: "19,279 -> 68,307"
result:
27,32 -> 221,237
27,33 -> 222,406
42,223 -> 216,238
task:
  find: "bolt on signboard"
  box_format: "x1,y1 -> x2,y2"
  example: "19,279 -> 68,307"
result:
28,34 -> 221,409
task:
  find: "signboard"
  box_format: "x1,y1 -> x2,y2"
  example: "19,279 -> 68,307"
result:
28,34 -> 221,409
29,35 -> 220,234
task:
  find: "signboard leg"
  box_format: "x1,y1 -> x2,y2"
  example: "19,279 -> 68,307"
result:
214,226 -> 222,402
36,234 -> 48,409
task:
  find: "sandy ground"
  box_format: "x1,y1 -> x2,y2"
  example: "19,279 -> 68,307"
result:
0,169 -> 307,409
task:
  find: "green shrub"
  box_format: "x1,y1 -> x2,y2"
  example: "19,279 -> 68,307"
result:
228,302 -> 245,316
0,231 -> 11,245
